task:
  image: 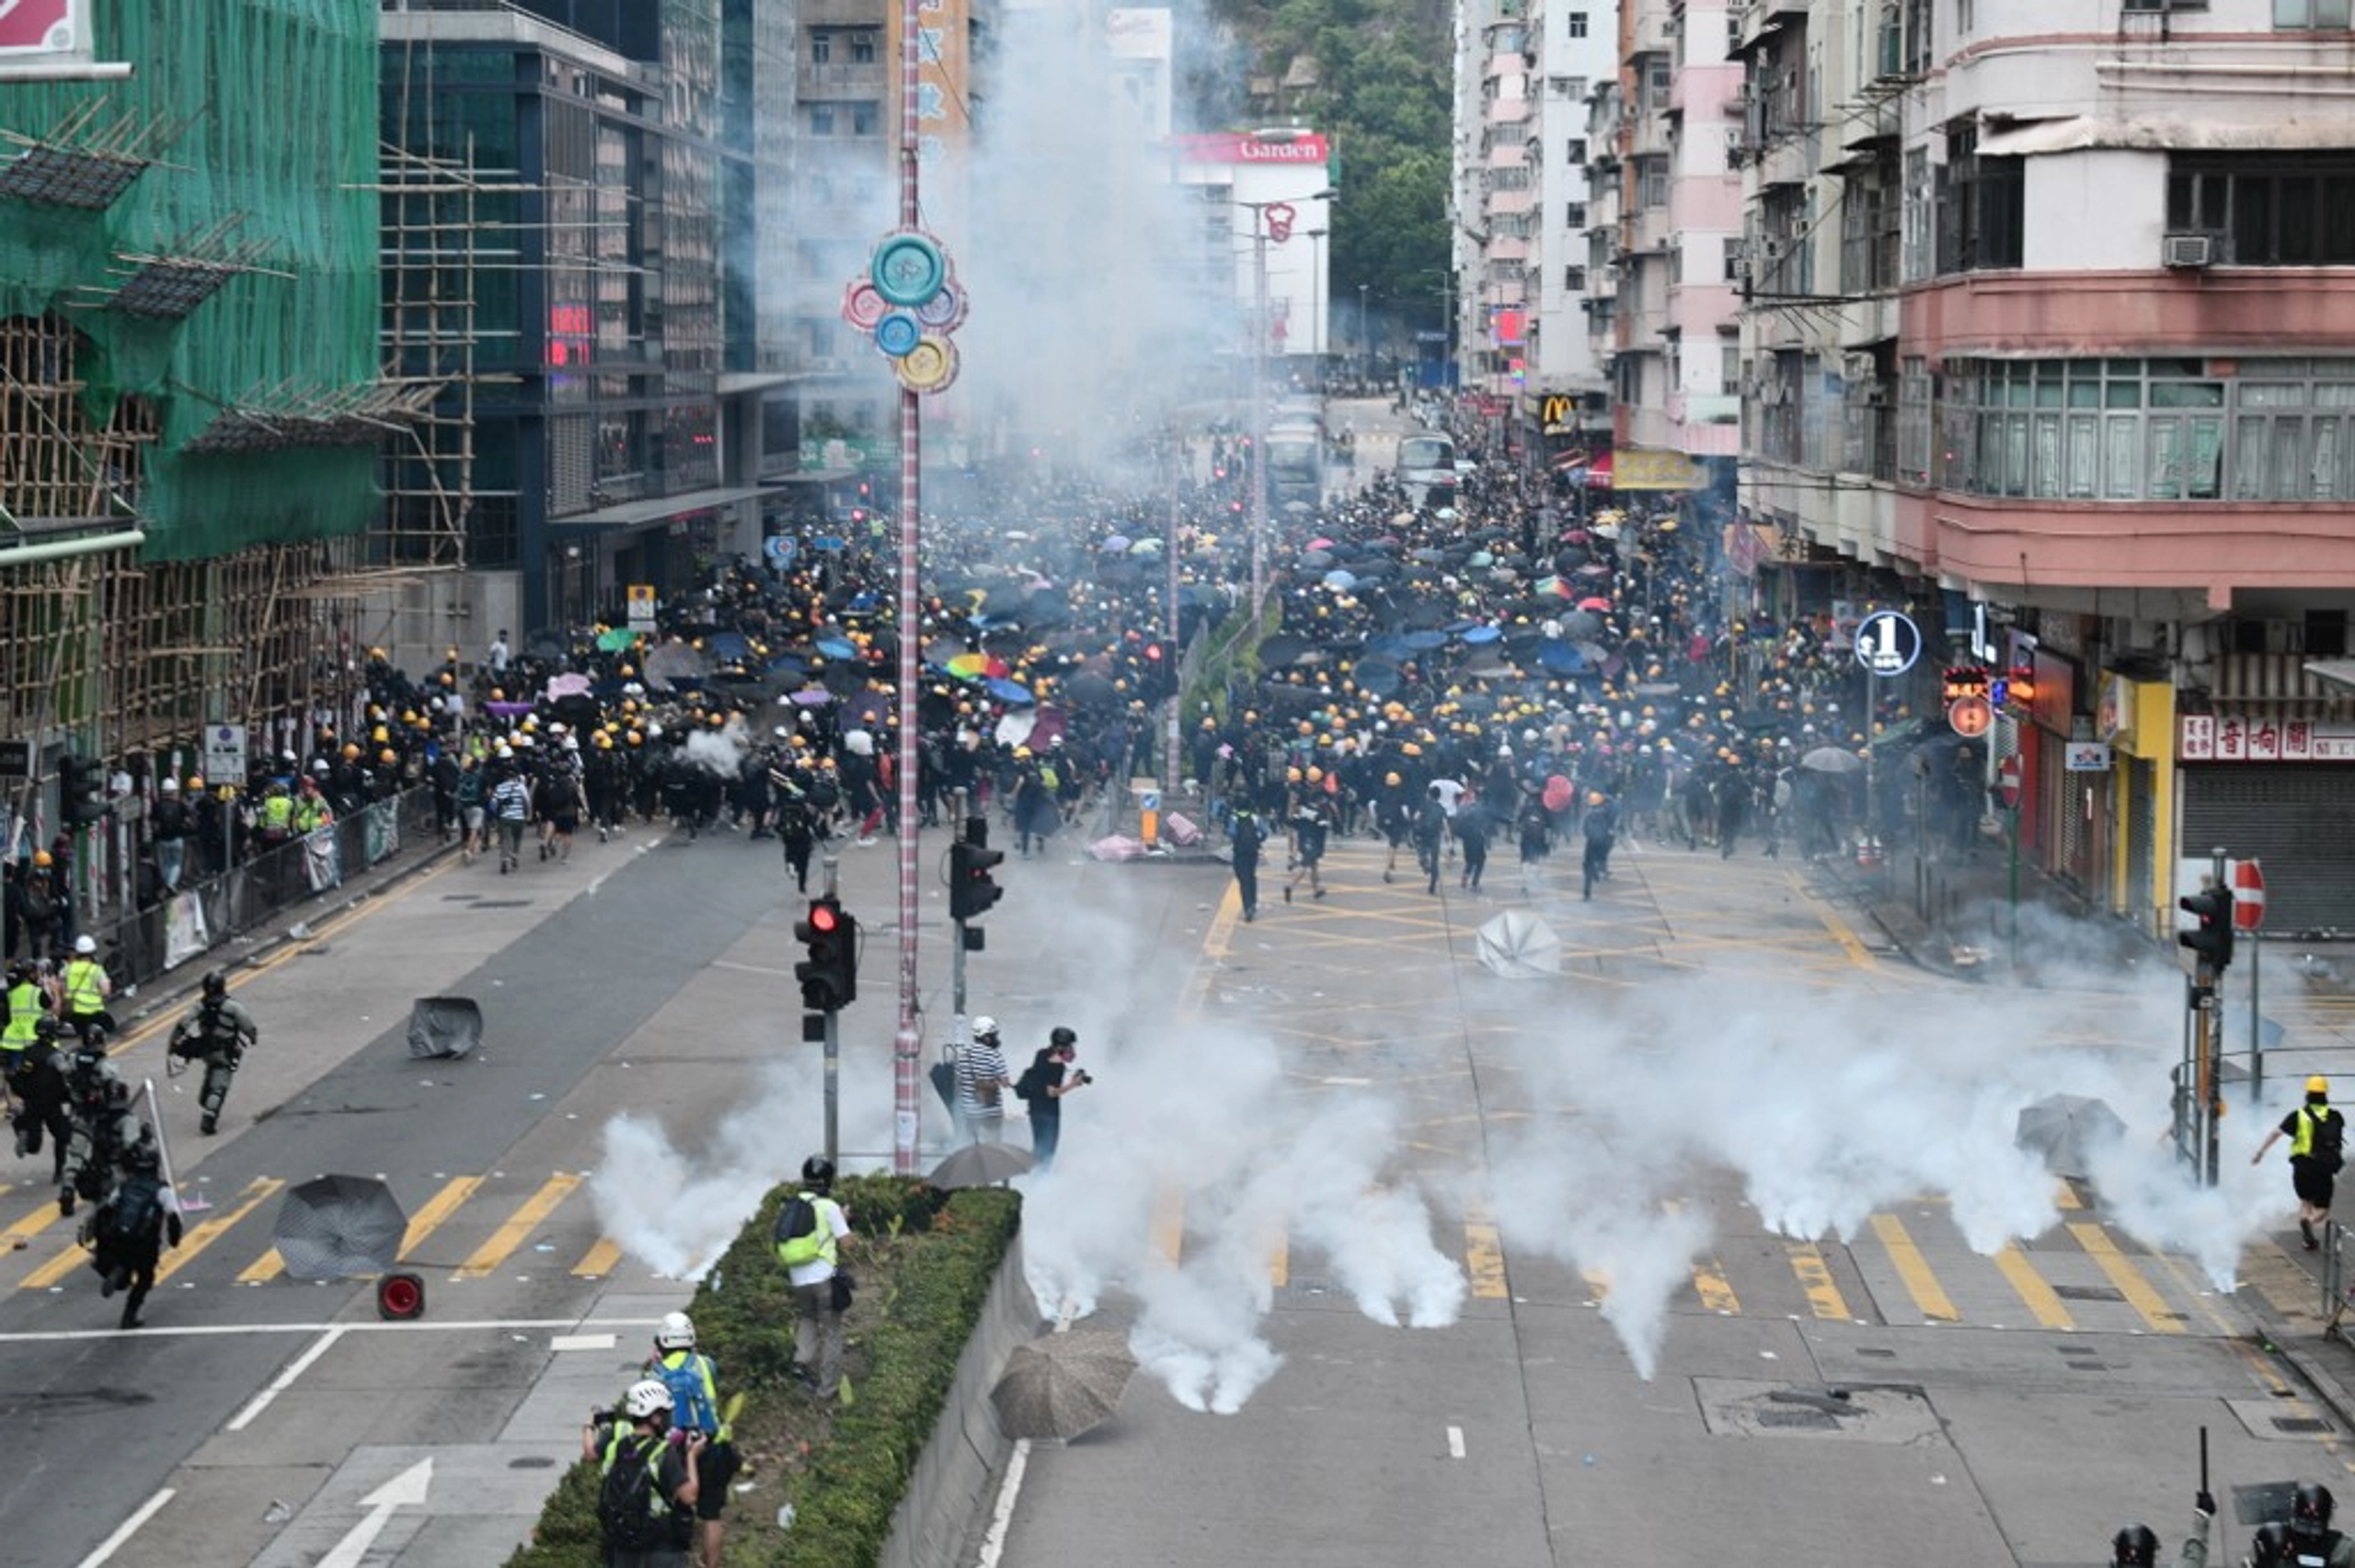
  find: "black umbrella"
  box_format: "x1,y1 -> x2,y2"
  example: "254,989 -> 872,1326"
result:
407,997 -> 481,1059
272,1174 -> 408,1281
1258,634 -> 1310,668
822,659 -> 867,697
1063,671 -> 1118,706
1353,658 -> 1404,697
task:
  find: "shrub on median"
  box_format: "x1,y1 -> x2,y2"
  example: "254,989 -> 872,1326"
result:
504,1174 -> 1019,1568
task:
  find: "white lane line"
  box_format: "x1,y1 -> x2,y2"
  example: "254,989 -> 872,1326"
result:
975,1439 -> 1031,1568
0,1315 -> 666,1345
75,1486 -> 174,1568
227,1325 -> 346,1432
1446,1425 -> 1465,1459
550,1333 -> 618,1352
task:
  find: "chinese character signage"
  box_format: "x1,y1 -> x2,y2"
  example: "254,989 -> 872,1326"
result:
2180,714 -> 2355,761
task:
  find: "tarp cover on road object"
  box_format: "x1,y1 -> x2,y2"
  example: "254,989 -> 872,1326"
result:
406,997 -> 482,1059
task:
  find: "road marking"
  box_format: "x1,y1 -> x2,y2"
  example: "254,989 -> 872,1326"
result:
975,1436 -> 1031,1568
571,1237 -> 624,1278
1790,875 -> 1877,968
1150,1187 -> 1185,1268
1691,1253 -> 1740,1314
72,1485 -> 174,1568
1993,1243 -> 2077,1330
2053,1180 -> 2084,1211
2067,1221 -> 2186,1333
157,1178 -> 283,1284
236,1243 -> 287,1287
454,1173 -> 582,1279
0,1313 -> 666,1345
1268,1234 -> 1288,1289
22,1229 -> 93,1289
1869,1214 -> 1959,1322
226,1324 -> 347,1431
3,1196 -> 66,1248
551,1332 -> 617,1352
1784,1240 -> 1852,1321
1446,1425 -> 1465,1459
317,1457 -> 433,1568
1463,1208 -> 1510,1299
400,1175 -> 483,1260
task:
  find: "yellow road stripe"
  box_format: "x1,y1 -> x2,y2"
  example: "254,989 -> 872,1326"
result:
1150,1186 -> 1185,1268
157,1178 -> 284,1284
236,1245 -> 286,1287
1869,1213 -> 1959,1322
19,1230 -> 90,1289
400,1175 -> 483,1260
454,1173 -> 582,1280
1785,1240 -> 1851,1321
3,1196 -> 63,1247
572,1237 -> 624,1278
1994,1243 -> 2077,1329
1691,1254 -> 1740,1314
1269,1234 -> 1288,1289
1581,1268 -> 1612,1299
1791,876 -> 1876,968
1463,1208 -> 1509,1300
2054,1180 -> 2083,1211
2067,1221 -> 2186,1333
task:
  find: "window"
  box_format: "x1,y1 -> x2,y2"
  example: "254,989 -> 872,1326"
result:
2276,0 -> 2354,24
810,32 -> 832,62
2168,156 -> 2355,264
1936,124 -> 2024,272
1568,10 -> 1589,36
1901,147 -> 1931,281
851,101 -> 880,136
1638,155 -> 1670,209
1566,137 -> 1587,165
809,103 -> 836,135
851,30 -> 879,62
1567,200 -> 1587,227
1721,343 -> 1740,395
1564,265 -> 1588,290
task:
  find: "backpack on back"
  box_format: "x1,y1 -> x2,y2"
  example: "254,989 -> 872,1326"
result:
1015,1055 -> 1049,1104
775,1193 -> 826,1266
652,1354 -> 720,1436
2312,1108 -> 2347,1173
597,1434 -> 686,1552
105,1175 -> 165,1245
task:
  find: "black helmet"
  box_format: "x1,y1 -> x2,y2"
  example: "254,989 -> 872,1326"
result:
1050,1026 -> 1077,1049
2293,1482 -> 2335,1539
124,1141 -> 160,1173
201,968 -> 228,999
2111,1524 -> 2159,1567
2251,1522 -> 2294,1567
800,1155 -> 835,1191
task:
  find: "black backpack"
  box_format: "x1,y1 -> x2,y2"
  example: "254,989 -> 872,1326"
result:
597,1434 -> 686,1551
2311,1108 -> 2347,1173
1015,1053 -> 1051,1104
106,1175 -> 165,1245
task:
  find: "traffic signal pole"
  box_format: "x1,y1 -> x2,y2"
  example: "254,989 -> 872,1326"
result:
820,853 -> 842,1171
2178,846 -> 2234,1186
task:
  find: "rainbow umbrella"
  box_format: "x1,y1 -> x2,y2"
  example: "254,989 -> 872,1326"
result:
948,653 -> 1010,680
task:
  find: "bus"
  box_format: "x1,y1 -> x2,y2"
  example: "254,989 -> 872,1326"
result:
1398,432 -> 1458,509
1267,414 -> 1326,512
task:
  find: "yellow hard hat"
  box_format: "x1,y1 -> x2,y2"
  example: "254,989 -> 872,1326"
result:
32,850 -> 52,868
1306,766 -> 1324,784
341,742 -> 361,760
185,775 -> 203,791
1384,772 -> 1402,787
2310,1075 -> 2331,1095
1286,766 -> 1303,783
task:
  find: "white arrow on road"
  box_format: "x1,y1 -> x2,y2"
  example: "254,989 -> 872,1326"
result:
316,1458 -> 433,1568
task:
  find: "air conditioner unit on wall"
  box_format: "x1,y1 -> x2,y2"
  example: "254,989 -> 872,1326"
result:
2162,232 -> 2215,269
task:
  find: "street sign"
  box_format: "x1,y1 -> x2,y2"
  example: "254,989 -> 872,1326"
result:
626,584 -> 656,632
1996,753 -> 2022,811
1947,695 -> 1993,738
763,534 -> 797,567
1853,610 -> 1922,677
2232,858 -> 2266,932
202,724 -> 248,785
2062,742 -> 2113,772
0,738 -> 29,778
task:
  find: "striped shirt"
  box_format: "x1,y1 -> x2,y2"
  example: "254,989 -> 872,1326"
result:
955,1037 -> 1010,1120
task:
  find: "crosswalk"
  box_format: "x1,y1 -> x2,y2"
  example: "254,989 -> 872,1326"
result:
0,1167 -> 2255,1339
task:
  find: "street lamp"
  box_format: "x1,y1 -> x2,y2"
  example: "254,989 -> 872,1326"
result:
1357,282 -> 1371,383
1305,227 -> 1327,389
1235,184 -> 1338,609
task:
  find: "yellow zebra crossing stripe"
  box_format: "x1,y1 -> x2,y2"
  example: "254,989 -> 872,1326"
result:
1784,1241 -> 1851,1321
1150,1187 -> 1186,1268
157,1179 -> 284,1285
1869,1213 -> 1959,1322
572,1237 -> 625,1278
401,1175 -> 485,1261
454,1173 -> 582,1280
2066,1221 -> 2187,1334
1993,1242 -> 2077,1330
1463,1207 -> 1508,1300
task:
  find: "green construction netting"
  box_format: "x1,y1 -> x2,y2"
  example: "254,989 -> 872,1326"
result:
0,0 -> 381,562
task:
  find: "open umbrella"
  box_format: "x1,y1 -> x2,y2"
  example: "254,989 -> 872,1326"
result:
1063,670 -> 1118,706
815,635 -> 859,660
271,1174 -> 409,1281
992,1330 -> 1137,1441
1258,634 -> 1310,669
545,671 -> 593,701
1476,909 -> 1564,979
642,643 -> 706,691
1800,747 -> 1865,773
984,677 -> 1035,706
1403,629 -> 1448,652
406,996 -> 481,1059
948,653 -> 1011,680
1352,658 -> 1404,698
2014,1093 -> 2126,1179
927,1142 -> 1035,1189
595,627 -> 642,653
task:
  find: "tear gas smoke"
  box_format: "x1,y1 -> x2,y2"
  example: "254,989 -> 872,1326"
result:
681,719 -> 749,777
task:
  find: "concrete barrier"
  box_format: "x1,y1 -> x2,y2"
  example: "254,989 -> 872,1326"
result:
881,1232 -> 1038,1568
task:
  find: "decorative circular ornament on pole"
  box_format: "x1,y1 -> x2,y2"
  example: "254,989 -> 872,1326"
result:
2232,858 -> 2266,932
1947,694 -> 1993,738
873,310 -> 924,360
893,335 -> 959,395
914,280 -> 968,333
870,231 -> 948,308
1854,610 -> 1923,677
842,280 -> 888,331
1996,753 -> 2022,811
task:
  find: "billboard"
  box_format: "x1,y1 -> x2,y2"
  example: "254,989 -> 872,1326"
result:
0,0 -> 83,59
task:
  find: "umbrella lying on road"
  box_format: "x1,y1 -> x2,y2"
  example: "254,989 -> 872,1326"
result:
1800,747 -> 1866,774
273,1174 -> 409,1281
992,1330 -> 1137,1441
406,997 -> 481,1059
1477,910 -> 1563,979
928,1142 -> 1035,1189
2015,1093 -> 2126,1179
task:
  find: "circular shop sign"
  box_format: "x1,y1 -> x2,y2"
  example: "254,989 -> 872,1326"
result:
893,335 -> 959,395
914,280 -> 968,334
873,310 -> 924,359
1853,609 -> 1923,678
842,280 -> 887,331
870,232 -> 947,309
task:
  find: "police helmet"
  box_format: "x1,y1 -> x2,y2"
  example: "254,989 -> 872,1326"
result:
2251,1522 -> 2294,1568
655,1310 -> 695,1352
2111,1524 -> 2159,1567
622,1379 -> 675,1420
1050,1026 -> 1077,1050
201,968 -> 228,1000
2294,1482 -> 2335,1539
124,1141 -> 161,1174
800,1154 -> 836,1191
971,1016 -> 999,1042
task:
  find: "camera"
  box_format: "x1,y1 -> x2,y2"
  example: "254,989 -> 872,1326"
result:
1075,1070 -> 1095,1085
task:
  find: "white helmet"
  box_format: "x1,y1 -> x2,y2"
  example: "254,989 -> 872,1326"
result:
656,1310 -> 695,1352
622,1379 -> 675,1420
74,935 -> 97,956
971,1016 -> 999,1040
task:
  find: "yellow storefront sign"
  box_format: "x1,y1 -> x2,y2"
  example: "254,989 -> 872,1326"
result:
1611,448 -> 1708,491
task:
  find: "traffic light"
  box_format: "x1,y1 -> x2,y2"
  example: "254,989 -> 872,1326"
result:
2179,885 -> 2235,976
794,896 -> 858,1012
950,818 -> 1005,924
59,754 -> 106,826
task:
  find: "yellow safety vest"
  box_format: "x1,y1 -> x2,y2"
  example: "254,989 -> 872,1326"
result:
2293,1105 -> 2339,1159
1,980 -> 40,1050
293,795 -> 328,832
258,795 -> 294,831
61,958 -> 105,1016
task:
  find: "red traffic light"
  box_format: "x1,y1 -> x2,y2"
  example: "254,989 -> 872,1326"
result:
808,903 -> 840,934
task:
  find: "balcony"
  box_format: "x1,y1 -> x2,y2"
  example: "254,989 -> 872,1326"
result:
1486,97 -> 1532,127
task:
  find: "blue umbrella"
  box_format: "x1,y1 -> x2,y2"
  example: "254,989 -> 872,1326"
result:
1100,534 -> 1133,553
1443,619 -> 1483,635
1353,658 -> 1404,697
1403,629 -> 1448,652
984,677 -> 1035,706
1323,569 -> 1359,590
1537,639 -> 1590,675
705,632 -> 752,664
1461,625 -> 1502,647
815,635 -> 857,659
1365,633 -> 1411,661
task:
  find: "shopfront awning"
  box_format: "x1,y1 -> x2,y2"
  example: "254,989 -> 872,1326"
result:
550,485 -> 771,532
1977,115 -> 2355,157
2306,659 -> 2355,692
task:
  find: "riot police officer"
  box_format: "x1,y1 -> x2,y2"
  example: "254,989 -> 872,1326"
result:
168,968 -> 258,1136
58,1037 -> 147,1217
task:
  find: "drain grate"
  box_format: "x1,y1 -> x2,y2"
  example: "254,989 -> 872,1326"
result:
1854,1347 -> 1897,1358
2273,1416 -> 2332,1435
1754,1406 -> 1841,1431
2053,1285 -> 2126,1303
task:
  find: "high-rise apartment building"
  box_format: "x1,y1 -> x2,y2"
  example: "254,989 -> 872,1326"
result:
1731,0 -> 2355,933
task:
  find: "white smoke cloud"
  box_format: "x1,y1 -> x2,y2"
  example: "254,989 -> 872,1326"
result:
681,718 -> 750,777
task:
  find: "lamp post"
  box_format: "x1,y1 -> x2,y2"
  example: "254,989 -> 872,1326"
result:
1234,184 -> 1337,609
1306,227 -> 1327,391
1357,282 -> 1371,383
